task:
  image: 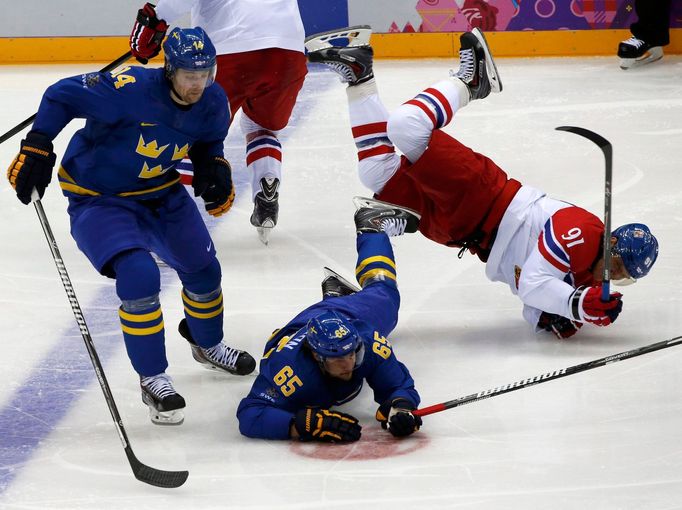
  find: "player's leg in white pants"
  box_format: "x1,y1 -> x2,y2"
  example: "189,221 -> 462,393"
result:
241,113 -> 283,200
387,78 -> 470,163
346,79 -> 400,195
346,78 -> 471,195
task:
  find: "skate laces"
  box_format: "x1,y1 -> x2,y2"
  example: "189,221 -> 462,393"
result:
622,37 -> 645,48
380,218 -> 407,237
141,373 -> 177,400
454,48 -> 475,82
326,60 -> 356,83
204,343 -> 241,370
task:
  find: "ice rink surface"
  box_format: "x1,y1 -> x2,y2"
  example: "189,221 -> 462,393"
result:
0,54 -> 681,509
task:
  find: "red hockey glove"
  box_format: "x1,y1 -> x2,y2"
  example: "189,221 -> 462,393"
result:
569,285 -> 623,327
293,408 -> 361,442
538,312 -> 582,339
130,3 -> 169,64
7,131 -> 56,204
376,398 -> 422,437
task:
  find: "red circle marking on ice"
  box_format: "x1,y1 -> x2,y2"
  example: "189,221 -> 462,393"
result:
290,427 -> 428,460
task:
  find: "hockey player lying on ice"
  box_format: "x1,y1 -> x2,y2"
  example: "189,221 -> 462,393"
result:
238,200 -> 422,442
307,27 -> 659,340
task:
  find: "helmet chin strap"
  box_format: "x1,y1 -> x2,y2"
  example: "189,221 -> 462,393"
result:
166,77 -> 193,108
612,276 -> 636,287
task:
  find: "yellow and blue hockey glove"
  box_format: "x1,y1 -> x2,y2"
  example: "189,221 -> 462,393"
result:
7,131 -> 56,204
294,408 -> 361,442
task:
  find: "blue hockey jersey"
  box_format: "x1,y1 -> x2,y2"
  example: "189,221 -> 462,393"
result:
32,66 -> 229,199
237,317 -> 420,440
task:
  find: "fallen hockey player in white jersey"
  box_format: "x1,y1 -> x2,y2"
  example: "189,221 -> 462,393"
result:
306,26 -> 659,339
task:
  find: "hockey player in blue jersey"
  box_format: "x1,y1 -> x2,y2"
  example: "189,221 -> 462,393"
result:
7,27 -> 256,426
237,199 -> 423,442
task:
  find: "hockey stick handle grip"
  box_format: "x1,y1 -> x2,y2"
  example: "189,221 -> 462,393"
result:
0,51 -> 132,145
413,335 -> 682,418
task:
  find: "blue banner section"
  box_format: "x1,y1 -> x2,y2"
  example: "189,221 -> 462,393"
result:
299,0 -> 349,36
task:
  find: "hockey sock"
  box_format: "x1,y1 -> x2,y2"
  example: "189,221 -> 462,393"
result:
179,257 -> 224,349
119,298 -> 167,377
390,79 -> 468,162
181,287 -> 224,349
355,233 -> 397,289
112,250 -> 167,376
347,79 -> 400,194
241,114 -> 282,200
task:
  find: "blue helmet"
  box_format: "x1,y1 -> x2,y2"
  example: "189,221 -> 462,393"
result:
305,311 -> 365,369
612,223 -> 658,279
163,27 -> 217,85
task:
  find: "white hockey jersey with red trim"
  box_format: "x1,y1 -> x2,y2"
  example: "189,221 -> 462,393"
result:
485,186 -> 604,329
154,0 -> 305,55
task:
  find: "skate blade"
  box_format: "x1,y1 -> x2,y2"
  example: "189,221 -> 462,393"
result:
471,28 -> 502,93
323,267 -> 361,293
619,47 -> 663,70
255,218 -> 275,245
148,407 -> 184,426
352,196 -> 421,220
256,226 -> 273,245
305,25 -> 372,52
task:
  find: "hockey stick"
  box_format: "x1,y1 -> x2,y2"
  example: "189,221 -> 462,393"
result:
556,126 -> 613,300
0,51 -> 133,145
414,334 -> 682,417
31,193 -> 188,488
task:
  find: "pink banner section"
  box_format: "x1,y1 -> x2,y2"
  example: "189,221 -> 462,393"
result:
384,0 -> 681,33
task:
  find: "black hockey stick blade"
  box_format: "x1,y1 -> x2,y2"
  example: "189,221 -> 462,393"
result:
0,51 -> 132,145
127,450 -> 189,488
556,125 -> 614,299
556,125 -> 611,150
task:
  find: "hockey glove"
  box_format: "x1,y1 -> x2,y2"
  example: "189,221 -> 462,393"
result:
130,3 -> 169,64
7,131 -> 56,205
569,285 -> 623,327
376,398 -> 422,438
191,155 -> 235,217
293,408 -> 362,442
537,312 -> 582,339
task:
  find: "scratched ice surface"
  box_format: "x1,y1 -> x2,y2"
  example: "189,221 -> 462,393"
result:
0,56 -> 681,509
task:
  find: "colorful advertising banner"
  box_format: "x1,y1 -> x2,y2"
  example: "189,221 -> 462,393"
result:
348,0 -> 682,33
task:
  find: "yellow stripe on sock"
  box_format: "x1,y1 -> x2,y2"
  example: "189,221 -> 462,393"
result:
120,321 -> 164,336
358,269 -> 396,287
183,304 -> 224,319
355,256 -> 396,275
118,307 -> 162,322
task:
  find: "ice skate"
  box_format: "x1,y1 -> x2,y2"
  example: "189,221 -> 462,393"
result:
618,37 -> 663,69
353,196 -> 420,236
250,177 -> 279,245
451,28 -> 502,100
321,266 -> 360,298
140,372 -> 186,426
304,25 -> 372,53
178,319 -> 256,376
306,25 -> 374,85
